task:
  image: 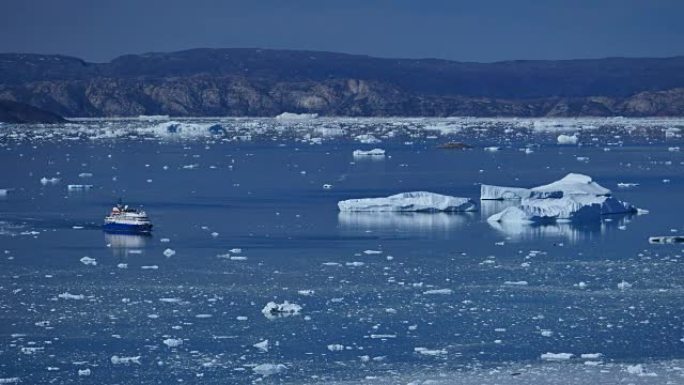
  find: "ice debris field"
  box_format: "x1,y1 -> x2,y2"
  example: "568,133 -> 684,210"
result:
0,116 -> 683,384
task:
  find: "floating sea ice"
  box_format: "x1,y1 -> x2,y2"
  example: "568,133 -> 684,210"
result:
79,256 -> 97,266
617,280 -> 632,290
110,355 -> 141,365
322,184 -> 333,190
557,133 -> 579,144
541,352 -> 573,361
229,248 -> 242,254
503,281 -> 528,286
423,289 -> 453,295
0,378 -> 20,384
117,263 -> 128,269
617,182 -> 639,188
625,364 -> 657,377
363,249 -> 382,255
252,363 -> 287,376
580,353 -> 603,359
67,184 -> 93,191
339,191 -> 476,212
649,235 -> 684,244
78,173 -> 93,178
353,148 -> 385,157
354,134 -> 381,144
275,112 -> 318,120
40,177 -> 60,185
261,301 -> 302,319
414,347 -> 447,356
141,265 -> 158,270
297,290 -> 314,296
163,248 -> 176,257
162,338 -> 183,348
58,292 -> 85,300
327,344 -> 345,352
253,340 -> 269,352
77,369 -> 91,376
484,146 -> 500,152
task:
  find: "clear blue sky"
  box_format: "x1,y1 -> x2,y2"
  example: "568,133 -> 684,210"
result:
1,0 -> 682,62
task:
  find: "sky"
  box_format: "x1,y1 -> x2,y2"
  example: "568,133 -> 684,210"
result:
0,0 -> 682,63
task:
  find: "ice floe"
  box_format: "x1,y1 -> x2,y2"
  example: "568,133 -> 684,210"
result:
352,148 -> 386,157
252,363 -> 287,376
261,301 -> 302,319
338,191 -> 476,213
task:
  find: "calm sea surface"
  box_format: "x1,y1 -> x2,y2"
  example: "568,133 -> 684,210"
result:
0,117 -> 682,384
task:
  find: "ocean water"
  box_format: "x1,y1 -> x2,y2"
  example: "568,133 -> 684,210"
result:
0,117 -> 683,384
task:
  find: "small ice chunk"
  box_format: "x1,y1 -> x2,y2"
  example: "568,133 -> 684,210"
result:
40,177 -> 60,185
253,339 -> 269,352
110,355 -> 141,365
252,363 -> 287,376
163,248 -> 176,257
162,338 -> 183,348
423,289 -> 453,295
353,148 -> 385,157
77,369 -> 91,376
503,281 -> 528,286
327,344 -> 344,352
557,134 -> 578,145
67,184 -> 93,191
617,280 -> 632,290
58,292 -> 85,300
541,352 -> 573,361
414,347 -> 447,356
649,235 -> 684,244
80,256 -> 97,266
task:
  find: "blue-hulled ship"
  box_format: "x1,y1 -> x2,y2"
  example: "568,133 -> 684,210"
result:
103,202 -> 153,234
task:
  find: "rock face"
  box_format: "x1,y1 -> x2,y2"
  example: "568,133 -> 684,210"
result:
1,49 -> 684,117
0,100 -> 66,123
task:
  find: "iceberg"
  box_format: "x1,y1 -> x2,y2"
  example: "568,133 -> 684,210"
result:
338,192 -> 477,213
488,195 -> 637,224
481,173 -> 610,200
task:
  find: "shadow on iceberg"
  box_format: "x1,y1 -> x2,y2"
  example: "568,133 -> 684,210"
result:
338,212 -> 473,232
488,212 -> 638,243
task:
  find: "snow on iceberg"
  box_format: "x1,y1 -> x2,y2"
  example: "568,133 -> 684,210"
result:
338,192 -> 477,213
481,173 -> 610,200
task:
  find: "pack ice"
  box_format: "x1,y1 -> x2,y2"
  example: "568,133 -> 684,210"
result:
338,191 -> 477,213
485,174 -> 639,224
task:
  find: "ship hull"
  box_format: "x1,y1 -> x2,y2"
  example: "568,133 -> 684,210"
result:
103,222 -> 153,234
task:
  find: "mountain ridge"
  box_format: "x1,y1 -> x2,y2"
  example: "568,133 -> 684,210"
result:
1,48 -> 684,117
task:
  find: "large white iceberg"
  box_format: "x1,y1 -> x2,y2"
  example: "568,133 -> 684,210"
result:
488,195 -> 637,224
481,173 -> 610,200
338,192 -> 477,213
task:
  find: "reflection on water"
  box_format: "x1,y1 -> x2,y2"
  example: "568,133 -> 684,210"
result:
488,214 -> 637,243
104,232 -> 149,256
338,212 -> 473,233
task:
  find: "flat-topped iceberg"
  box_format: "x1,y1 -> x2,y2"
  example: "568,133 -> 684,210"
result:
338,191 -> 477,213
481,173 -> 610,200
353,148 -> 385,157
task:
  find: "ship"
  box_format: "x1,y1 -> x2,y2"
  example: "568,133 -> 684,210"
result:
103,202 -> 153,234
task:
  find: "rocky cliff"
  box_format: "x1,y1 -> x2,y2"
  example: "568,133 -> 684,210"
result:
1,49 -> 684,117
